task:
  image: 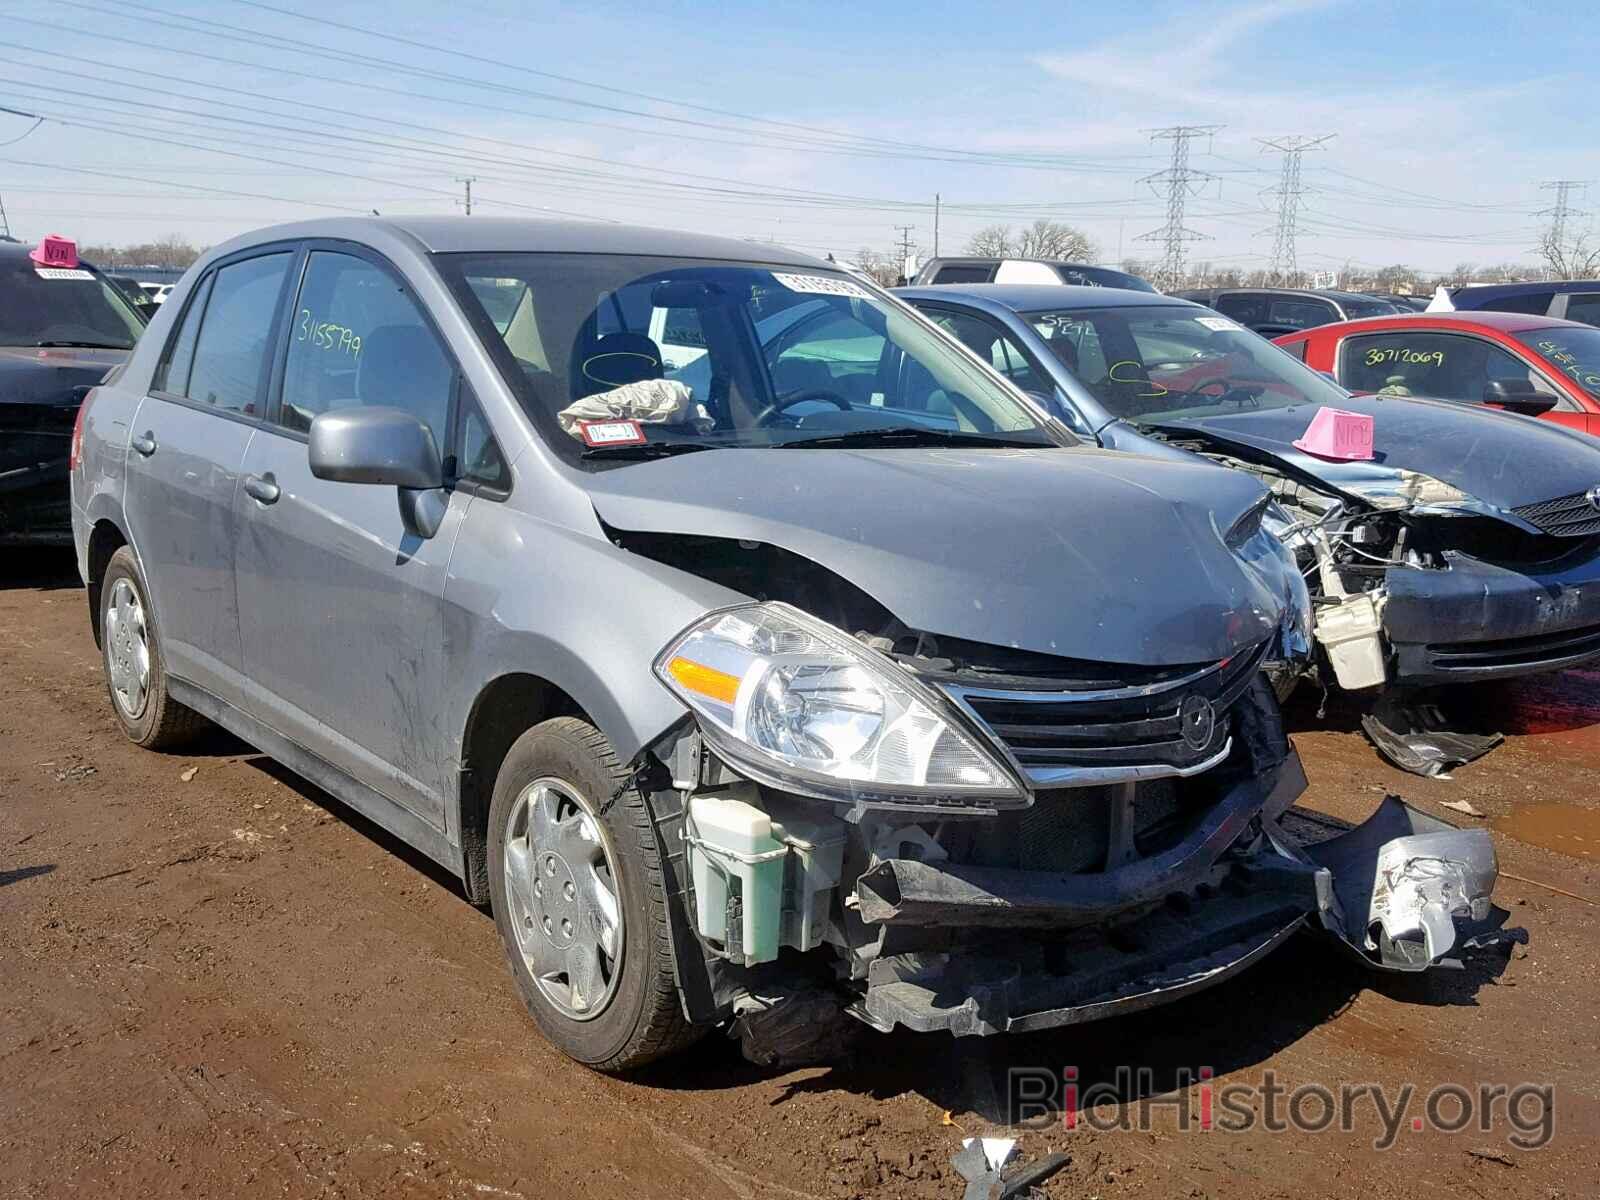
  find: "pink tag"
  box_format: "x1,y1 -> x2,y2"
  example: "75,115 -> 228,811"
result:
29,234 -> 79,270
1292,406 -> 1374,461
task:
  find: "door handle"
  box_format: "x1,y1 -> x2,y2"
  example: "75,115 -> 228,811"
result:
243,472 -> 280,504
130,431 -> 157,457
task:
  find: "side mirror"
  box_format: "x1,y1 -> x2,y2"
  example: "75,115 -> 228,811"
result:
1482,378 -> 1558,418
308,407 -> 448,538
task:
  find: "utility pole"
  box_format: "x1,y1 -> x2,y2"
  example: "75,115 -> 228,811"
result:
1135,125 -> 1223,291
0,192 -> 10,240
933,194 -> 940,258
1539,180 -> 1588,275
894,224 -> 916,281
1258,134 -> 1334,285
456,176 -> 477,216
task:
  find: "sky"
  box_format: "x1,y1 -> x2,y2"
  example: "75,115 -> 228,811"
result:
0,0 -> 1594,277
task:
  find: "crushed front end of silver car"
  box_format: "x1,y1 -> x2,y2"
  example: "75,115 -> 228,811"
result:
634,603 -> 1500,1061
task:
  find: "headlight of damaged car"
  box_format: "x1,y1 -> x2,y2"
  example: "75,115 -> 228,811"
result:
1231,501 -> 1313,665
655,602 -> 1025,807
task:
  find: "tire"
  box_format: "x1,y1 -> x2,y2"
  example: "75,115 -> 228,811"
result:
487,716 -> 701,1072
99,546 -> 207,750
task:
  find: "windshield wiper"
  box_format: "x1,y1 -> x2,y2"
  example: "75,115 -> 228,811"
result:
775,426 -> 1049,450
35,339 -> 130,350
580,440 -> 714,461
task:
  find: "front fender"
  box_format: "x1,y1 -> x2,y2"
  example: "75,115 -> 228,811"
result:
443,503 -> 749,767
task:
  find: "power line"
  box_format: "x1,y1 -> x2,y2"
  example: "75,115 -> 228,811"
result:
1135,125 -> 1222,290
1257,134 -> 1333,283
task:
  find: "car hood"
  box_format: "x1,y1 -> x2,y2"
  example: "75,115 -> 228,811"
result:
0,345 -> 127,407
1148,393 -> 1600,512
585,445 -> 1285,666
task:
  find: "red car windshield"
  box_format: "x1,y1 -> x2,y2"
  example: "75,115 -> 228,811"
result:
1026,305 -> 1349,421
1517,326 -> 1600,397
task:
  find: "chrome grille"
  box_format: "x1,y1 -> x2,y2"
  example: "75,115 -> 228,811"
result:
1512,491 -> 1600,538
942,640 -> 1268,787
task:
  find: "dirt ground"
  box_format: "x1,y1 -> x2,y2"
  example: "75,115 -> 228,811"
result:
3,546 -> 1596,1200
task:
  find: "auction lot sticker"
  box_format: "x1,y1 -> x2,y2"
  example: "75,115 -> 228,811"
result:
35,267 -> 95,280
771,271 -> 873,300
578,419 -> 647,447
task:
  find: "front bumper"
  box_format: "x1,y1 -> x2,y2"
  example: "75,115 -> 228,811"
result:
851,760 -> 1498,1037
1384,549 -> 1600,683
0,429 -> 72,546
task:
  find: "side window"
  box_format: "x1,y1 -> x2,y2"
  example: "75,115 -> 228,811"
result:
1560,293 -> 1600,327
928,311 -> 1045,393
1215,293 -> 1266,325
1483,290 -> 1554,316
1279,337 -> 1309,362
153,273 -> 213,395
185,253 -> 292,413
1340,332 -> 1496,401
932,264 -> 993,284
279,251 -> 453,446
454,387 -> 510,492
1265,297 -> 1337,329
768,307 -> 886,406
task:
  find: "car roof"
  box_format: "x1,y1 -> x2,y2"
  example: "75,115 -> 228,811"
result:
1449,279 -> 1600,301
895,282 -> 1199,312
203,216 -> 827,268
1275,310 -> 1593,338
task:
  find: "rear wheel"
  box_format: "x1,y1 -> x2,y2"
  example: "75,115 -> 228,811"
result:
487,716 -> 700,1071
99,546 -> 206,749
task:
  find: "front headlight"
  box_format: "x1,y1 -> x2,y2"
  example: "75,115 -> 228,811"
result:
1237,505 -> 1313,665
654,602 -> 1025,808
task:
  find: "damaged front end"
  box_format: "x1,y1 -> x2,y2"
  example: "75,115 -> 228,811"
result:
1171,429 -> 1600,698
638,601 -> 1499,1057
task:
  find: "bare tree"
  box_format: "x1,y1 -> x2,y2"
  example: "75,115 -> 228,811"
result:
78,235 -> 203,270
964,224 -> 1014,257
1012,219 -> 1098,262
1538,227 -> 1600,279
851,247 -> 900,287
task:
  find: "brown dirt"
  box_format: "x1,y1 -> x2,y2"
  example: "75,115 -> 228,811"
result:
2,546 -> 1596,1199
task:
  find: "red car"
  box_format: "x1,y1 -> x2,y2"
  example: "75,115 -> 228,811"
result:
1274,311 -> 1600,438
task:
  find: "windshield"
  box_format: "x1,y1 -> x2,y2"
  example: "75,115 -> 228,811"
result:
1056,265 -> 1158,293
438,253 -> 1064,463
0,255 -> 146,349
1339,297 -> 1399,318
1025,303 -> 1351,422
1518,326 -> 1600,397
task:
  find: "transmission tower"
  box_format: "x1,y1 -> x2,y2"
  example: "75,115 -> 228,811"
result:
1258,134 -> 1334,285
1539,180 -> 1587,257
1135,125 -> 1222,291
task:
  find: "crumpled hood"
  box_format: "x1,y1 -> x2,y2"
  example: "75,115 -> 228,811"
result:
585,445 -> 1286,666
0,345 -> 126,407
1152,394 -> 1600,512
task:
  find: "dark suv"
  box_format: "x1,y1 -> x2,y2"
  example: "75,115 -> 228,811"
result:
1427,280 -> 1600,326
1174,287 -> 1400,337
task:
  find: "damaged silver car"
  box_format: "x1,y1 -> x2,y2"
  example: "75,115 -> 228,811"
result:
71,218 -> 1497,1071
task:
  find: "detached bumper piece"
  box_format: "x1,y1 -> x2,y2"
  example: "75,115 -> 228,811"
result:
1305,795 -> 1499,971
852,789 -> 1498,1036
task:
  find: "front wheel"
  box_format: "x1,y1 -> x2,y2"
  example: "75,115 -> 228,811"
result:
487,717 -> 700,1072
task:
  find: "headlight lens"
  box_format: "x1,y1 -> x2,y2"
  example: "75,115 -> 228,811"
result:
1238,505 -> 1313,664
655,603 -> 1023,806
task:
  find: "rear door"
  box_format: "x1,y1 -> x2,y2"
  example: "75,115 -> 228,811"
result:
122,249 -> 295,703
232,245 -> 472,826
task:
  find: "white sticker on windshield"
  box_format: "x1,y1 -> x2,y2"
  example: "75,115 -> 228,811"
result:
771,272 -> 873,300
1195,316 -> 1242,332
35,267 -> 94,281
